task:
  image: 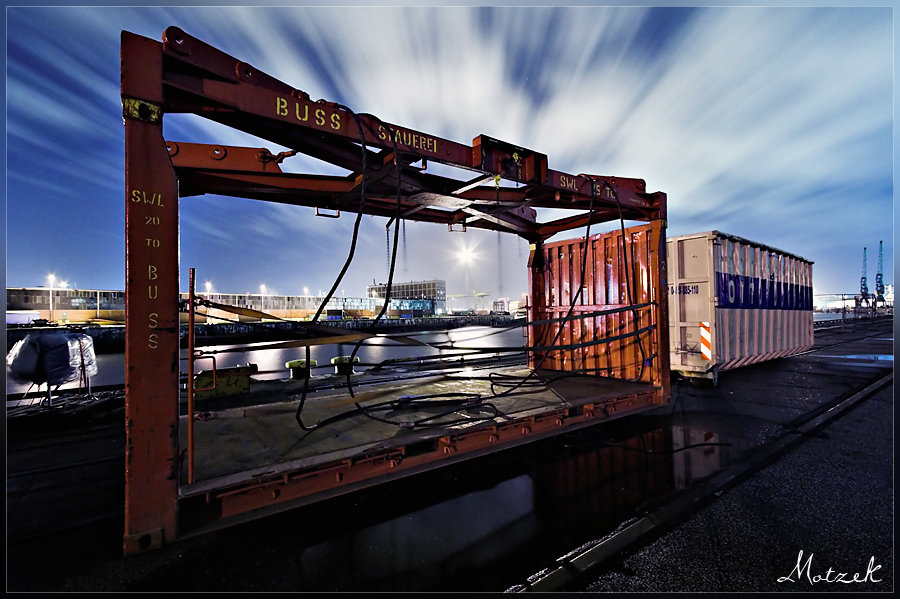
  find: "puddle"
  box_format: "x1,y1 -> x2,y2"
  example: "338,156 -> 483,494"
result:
817,354 -> 893,361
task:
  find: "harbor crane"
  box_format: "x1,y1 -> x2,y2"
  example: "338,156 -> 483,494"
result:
858,247 -> 870,308
473,290 -> 490,311
447,291 -> 491,312
874,240 -> 885,306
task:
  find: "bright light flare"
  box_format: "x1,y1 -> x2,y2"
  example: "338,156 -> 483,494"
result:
457,246 -> 477,265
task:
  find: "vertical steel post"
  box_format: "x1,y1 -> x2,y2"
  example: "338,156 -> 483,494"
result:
188,268 -> 196,483
526,240 -> 546,370
652,216 -> 672,400
121,31 -> 181,556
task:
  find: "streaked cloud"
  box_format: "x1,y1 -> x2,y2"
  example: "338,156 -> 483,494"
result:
5,6 -> 893,301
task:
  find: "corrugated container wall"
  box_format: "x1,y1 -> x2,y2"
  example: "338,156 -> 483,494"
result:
528,221 -> 670,399
667,231 -> 814,383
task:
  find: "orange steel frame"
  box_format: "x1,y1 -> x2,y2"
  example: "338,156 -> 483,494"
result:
121,26 -> 670,556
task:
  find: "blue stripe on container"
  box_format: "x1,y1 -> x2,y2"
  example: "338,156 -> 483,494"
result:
715,273 -> 812,311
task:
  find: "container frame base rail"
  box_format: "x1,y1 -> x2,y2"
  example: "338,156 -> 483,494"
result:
121,25 -> 670,556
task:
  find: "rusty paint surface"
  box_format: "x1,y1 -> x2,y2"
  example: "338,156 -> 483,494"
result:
122,31 -> 181,555
527,222 -> 670,391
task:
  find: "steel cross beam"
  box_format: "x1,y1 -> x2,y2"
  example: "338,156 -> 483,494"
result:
154,26 -> 664,234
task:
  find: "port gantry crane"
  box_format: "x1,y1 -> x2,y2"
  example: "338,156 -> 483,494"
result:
874,240 -> 885,307
858,247 -> 870,308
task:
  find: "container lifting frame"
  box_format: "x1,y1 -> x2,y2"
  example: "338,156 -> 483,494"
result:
121,25 -> 671,556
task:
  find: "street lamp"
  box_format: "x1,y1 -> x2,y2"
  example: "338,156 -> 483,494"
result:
47,274 -> 55,322
57,281 -> 68,323
457,246 -> 476,309
260,284 -> 267,312
205,281 -> 212,295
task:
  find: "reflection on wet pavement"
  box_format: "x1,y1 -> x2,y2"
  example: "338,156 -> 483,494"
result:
281,419 -> 760,592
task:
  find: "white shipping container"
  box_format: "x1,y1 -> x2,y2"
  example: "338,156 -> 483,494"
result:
667,231 -> 814,384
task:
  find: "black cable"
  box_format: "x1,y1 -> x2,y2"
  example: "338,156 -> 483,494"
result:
295,108 -> 371,431
288,126 -> 652,433
607,179 -> 649,383
295,391 -> 501,440
347,125 -> 415,417
310,107 -> 369,325
294,113 -> 455,432
481,175 -> 600,400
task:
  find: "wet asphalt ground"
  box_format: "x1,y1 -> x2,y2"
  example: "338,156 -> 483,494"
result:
6,317 -> 894,593
542,371 -> 894,592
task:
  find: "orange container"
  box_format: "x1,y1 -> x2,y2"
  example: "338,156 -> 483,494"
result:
526,220 -> 671,400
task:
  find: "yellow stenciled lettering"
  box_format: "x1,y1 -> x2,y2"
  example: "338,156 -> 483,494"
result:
148,265 -> 157,280
378,125 -> 387,141
330,112 -> 341,130
131,189 -> 143,203
148,333 -> 158,349
148,285 -> 158,300
149,312 -> 158,328
560,175 -> 578,191
276,97 -> 288,117
315,108 -> 325,126
295,103 -> 309,122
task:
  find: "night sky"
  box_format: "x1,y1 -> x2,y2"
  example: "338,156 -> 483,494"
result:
4,5 -> 894,307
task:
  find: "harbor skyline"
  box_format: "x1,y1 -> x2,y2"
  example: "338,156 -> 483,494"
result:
5,6 -> 894,300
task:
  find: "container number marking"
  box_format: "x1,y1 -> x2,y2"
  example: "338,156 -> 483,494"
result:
670,284 -> 700,295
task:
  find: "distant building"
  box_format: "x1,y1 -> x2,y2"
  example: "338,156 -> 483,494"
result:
367,280 -> 446,314
7,285 -> 439,324
492,298 -> 510,313
7,287 -> 125,320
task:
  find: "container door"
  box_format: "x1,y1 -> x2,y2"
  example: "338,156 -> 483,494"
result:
667,234 -> 714,375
